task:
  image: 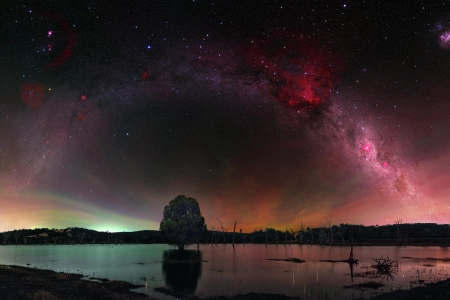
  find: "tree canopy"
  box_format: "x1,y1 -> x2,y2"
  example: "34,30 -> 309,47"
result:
160,195 -> 206,250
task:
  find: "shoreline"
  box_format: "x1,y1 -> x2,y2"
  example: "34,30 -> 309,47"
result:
1,242 -> 450,247
2,264 -> 450,299
0,264 -> 150,299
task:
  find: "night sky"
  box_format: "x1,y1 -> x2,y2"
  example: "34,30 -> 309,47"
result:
2,1 -> 450,232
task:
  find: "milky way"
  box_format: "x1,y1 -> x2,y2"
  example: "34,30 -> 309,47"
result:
2,1 -> 450,232
434,17 -> 450,49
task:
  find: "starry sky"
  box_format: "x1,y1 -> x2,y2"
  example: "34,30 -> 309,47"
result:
2,1 -> 450,232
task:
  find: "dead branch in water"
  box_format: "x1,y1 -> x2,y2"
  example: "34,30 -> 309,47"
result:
319,245 -> 358,264
402,256 -> 450,262
266,257 -> 305,263
371,256 -> 398,281
372,256 -> 397,272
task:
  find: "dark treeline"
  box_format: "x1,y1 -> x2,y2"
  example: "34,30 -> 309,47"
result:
0,228 -> 165,245
206,222 -> 450,246
1,222 -> 450,246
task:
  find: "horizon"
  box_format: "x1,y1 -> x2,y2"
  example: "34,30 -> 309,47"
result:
3,2 -> 450,232
2,221 -> 449,235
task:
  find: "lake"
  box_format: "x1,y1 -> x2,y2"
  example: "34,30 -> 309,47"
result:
1,244 -> 450,299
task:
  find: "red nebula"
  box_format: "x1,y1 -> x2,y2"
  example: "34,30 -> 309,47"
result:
80,95 -> 87,101
141,69 -> 150,80
246,32 -> 344,111
43,12 -> 75,69
76,112 -> 87,121
360,143 -> 371,153
20,82 -> 45,110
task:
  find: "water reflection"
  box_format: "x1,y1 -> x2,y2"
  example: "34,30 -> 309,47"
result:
162,249 -> 203,294
2,245 -> 450,299
348,260 -> 356,282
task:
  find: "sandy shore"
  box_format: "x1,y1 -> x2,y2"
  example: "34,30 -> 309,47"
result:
1,264 -> 450,299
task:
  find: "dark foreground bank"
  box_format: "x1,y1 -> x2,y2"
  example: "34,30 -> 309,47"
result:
0,265 -> 150,299
366,278 -> 450,300
0,265 -> 298,300
2,264 -> 450,300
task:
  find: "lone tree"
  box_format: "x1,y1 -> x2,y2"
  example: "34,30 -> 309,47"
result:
160,195 -> 206,250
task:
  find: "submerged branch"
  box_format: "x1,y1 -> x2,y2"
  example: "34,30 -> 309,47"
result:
266,257 -> 305,263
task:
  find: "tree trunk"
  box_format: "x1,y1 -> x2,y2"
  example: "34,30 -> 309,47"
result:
178,242 -> 185,251
265,228 -> 268,246
232,221 -> 236,247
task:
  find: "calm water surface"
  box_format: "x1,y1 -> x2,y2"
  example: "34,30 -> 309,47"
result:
1,244 -> 450,299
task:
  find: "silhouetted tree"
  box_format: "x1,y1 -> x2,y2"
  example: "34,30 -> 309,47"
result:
160,195 -> 207,250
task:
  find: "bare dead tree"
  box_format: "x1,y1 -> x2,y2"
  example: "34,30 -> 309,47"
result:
393,219 -> 409,247
400,231 -> 409,246
316,218 -> 341,246
232,221 -> 236,247
298,221 -> 306,246
216,218 -> 227,245
265,227 -> 268,246
326,217 -> 334,244
77,232 -> 86,244
395,219 -> 402,246
349,245 -> 356,262
210,226 -> 215,246
248,234 -> 255,244
2,231 -> 12,245
309,227 -> 314,244
335,232 -> 345,245
284,226 -> 289,247
13,230 -> 21,245
318,223 -> 328,245
289,228 -> 295,247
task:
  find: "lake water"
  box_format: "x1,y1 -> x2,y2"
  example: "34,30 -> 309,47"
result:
1,244 -> 450,299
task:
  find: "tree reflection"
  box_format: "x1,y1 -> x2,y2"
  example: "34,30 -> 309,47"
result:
162,249 -> 203,295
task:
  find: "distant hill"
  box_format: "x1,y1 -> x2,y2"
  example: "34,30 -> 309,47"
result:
1,223 -> 450,246
0,227 -> 165,245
